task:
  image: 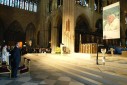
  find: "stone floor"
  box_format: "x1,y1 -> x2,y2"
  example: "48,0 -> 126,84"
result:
0,53 -> 127,85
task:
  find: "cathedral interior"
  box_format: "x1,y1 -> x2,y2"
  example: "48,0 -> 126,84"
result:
1,0 -> 127,85
0,0 -> 127,53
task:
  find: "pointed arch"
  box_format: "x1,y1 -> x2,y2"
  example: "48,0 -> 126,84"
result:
4,20 -> 25,44
26,23 -> 36,46
75,14 -> 90,52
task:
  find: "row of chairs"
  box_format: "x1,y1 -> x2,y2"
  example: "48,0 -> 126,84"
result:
0,57 -> 31,78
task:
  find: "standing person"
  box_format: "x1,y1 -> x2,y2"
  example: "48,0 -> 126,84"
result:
1,44 -> 10,65
11,42 -> 21,78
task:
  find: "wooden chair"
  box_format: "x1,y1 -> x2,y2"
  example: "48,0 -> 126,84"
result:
19,58 -> 31,74
0,62 -> 11,78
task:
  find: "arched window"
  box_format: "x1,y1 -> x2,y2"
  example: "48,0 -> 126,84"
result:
25,1 -> 29,10
12,0 -> 14,7
14,0 -> 19,8
20,0 -> 24,9
33,2 -> 37,12
10,0 -> 15,7
4,0 -> 7,5
6,0 -> 9,6
29,2 -> 33,11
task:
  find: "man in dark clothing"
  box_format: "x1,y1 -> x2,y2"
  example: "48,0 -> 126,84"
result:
11,42 -> 21,78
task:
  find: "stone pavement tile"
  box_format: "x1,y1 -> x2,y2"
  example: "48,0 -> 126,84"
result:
71,79 -> 79,82
43,79 -> 56,85
51,73 -> 64,77
17,76 -> 31,82
28,78 -> 43,83
0,80 -> 12,85
47,75 -> 59,80
104,70 -> 116,73
32,74 -> 49,79
6,80 -> 24,85
39,81 -> 48,84
58,77 -> 71,82
55,80 -> 70,85
69,81 -> 84,85
22,82 -> 38,85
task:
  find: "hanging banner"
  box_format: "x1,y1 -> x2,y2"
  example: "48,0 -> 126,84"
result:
103,2 -> 120,39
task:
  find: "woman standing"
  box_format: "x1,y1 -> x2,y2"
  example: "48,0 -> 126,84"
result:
2,44 -> 10,65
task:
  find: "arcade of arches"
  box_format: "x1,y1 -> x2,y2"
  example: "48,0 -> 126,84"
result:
0,0 -> 127,53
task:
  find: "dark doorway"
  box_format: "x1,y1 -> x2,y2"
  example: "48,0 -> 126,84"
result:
75,15 -> 89,52
4,21 -> 25,45
57,17 -> 62,47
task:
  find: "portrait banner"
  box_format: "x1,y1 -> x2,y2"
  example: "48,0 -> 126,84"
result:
103,2 -> 120,39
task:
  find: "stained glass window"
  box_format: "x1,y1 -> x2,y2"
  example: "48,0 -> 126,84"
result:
14,0 -> 18,8
4,0 -> 7,5
0,0 -> 4,4
10,0 -> 12,6
6,0 -> 9,6
29,2 -> 33,11
75,0 -> 88,7
25,1 -> 28,10
0,0 -> 38,12
33,3 -> 37,12
12,0 -> 14,7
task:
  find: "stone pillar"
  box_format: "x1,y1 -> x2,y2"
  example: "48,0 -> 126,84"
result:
33,31 -> 37,47
52,0 -> 57,10
103,0 -> 108,7
37,0 -> 49,47
51,27 -> 58,53
121,39 -> 126,47
97,0 -> 100,12
89,0 -> 94,11
62,0 -> 75,53
39,29 -> 49,48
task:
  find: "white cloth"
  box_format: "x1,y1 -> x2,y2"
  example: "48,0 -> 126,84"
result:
2,47 -> 10,65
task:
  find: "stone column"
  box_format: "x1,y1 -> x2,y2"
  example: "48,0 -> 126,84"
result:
51,27 -> 58,53
37,0 -> 49,47
103,0 -> 108,7
39,29 -> 49,48
97,0 -> 100,12
52,0 -> 57,10
89,0 -> 94,11
62,0 -> 75,53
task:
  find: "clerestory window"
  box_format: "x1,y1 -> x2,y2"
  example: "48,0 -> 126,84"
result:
0,0 -> 38,12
